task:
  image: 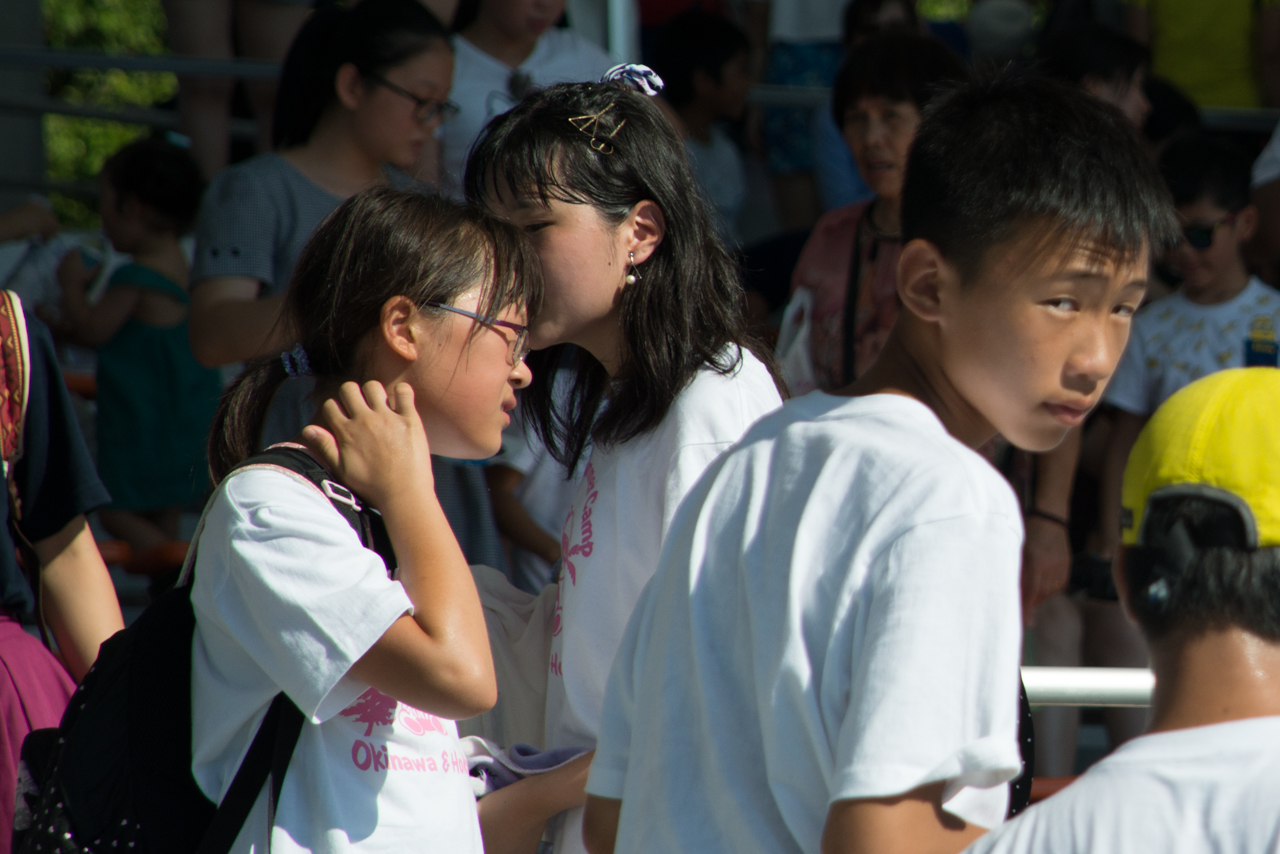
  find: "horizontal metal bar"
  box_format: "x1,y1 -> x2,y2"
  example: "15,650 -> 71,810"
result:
0,46 -> 279,79
1201,107 -> 1280,134
748,84 -> 832,108
1022,666 -> 1154,707
0,92 -> 257,138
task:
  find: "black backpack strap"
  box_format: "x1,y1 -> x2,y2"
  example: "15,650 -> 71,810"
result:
191,444 -> 396,852
195,693 -> 304,854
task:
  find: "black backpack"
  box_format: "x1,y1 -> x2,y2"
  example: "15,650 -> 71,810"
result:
14,446 -> 396,854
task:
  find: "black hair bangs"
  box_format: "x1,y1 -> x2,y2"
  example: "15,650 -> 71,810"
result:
831,32 -> 967,127
902,71 -> 1178,279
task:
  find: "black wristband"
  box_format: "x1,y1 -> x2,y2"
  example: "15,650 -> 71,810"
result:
1027,508 -> 1070,529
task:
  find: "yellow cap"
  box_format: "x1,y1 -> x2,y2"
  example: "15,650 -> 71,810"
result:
1122,368 -> 1280,548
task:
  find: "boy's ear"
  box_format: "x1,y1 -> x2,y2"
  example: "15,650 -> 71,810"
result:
897,239 -> 954,323
626,200 -> 667,266
1235,204 -> 1259,244
380,295 -> 421,362
335,62 -> 367,111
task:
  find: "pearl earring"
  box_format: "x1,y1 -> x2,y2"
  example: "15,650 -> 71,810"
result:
626,251 -> 640,285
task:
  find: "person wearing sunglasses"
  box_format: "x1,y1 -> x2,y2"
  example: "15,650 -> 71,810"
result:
1097,130 -> 1280,645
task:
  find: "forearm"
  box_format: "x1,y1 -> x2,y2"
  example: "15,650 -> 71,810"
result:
583,795 -> 621,854
34,516 -> 125,680
1098,411 -> 1147,558
376,487 -> 496,716
490,492 -> 560,564
1033,425 -> 1080,518
188,289 -> 290,366
821,785 -> 986,854
479,753 -> 594,854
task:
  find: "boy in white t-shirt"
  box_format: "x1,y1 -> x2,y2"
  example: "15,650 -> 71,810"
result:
1100,132 -> 1280,557
439,0 -> 613,198
967,367 -> 1280,854
580,74 -> 1178,854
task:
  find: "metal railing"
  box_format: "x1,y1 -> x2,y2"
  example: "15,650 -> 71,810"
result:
1022,666 -> 1154,707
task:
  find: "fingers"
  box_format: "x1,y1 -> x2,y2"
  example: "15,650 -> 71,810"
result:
391,382 -> 416,418
300,424 -> 341,471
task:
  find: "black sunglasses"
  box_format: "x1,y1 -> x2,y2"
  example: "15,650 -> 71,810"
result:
368,74 -> 460,125
1181,213 -> 1236,250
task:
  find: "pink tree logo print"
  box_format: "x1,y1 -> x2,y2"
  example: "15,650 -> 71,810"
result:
339,688 -> 398,736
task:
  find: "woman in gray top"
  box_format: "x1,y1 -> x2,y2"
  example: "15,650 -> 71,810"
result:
190,0 -> 455,367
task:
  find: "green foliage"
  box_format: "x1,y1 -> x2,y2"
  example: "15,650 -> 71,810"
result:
42,0 -> 175,228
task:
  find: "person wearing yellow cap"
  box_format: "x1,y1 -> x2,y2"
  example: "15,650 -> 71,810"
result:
965,366 -> 1280,853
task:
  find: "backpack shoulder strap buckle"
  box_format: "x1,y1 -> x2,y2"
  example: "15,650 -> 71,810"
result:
321,480 -> 361,512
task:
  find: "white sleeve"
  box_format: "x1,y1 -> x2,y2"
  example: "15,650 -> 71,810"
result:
831,513 -> 1024,830
198,470 -> 414,721
1255,120 -> 1280,187
583,584 -> 649,800
1101,325 -> 1151,416
661,442 -> 734,539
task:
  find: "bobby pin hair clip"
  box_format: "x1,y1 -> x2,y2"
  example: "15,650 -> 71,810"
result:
569,64 -> 666,154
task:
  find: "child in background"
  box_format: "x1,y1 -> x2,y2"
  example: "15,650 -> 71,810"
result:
439,0 -> 613,199
790,32 -> 966,390
195,187 -> 590,853
967,368 -> 1280,853
466,67 -> 784,854
1040,22 -> 1151,129
650,10 -> 753,247
54,138 -> 222,552
582,74 -> 1176,854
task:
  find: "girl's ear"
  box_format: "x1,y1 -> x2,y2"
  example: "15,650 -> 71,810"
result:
335,62 -> 367,112
625,200 -> 667,265
380,295 -> 422,362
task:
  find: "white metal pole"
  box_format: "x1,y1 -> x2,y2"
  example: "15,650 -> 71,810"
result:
1022,667 -> 1155,707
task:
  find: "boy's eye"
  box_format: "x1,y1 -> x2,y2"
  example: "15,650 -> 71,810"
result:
1044,297 -> 1079,312
1113,303 -> 1139,318
524,221 -> 551,233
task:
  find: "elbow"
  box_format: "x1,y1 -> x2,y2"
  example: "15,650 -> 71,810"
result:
449,659 -> 498,720
188,321 -> 224,368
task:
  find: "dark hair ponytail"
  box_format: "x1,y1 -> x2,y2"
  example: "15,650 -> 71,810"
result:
208,188 -> 541,482
273,0 -> 450,150
465,81 -> 784,471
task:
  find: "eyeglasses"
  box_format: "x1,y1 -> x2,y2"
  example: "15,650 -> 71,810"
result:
427,302 -> 531,364
1181,214 -> 1236,250
368,74 -> 460,125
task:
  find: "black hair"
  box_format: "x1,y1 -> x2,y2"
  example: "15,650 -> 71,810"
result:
273,0 -> 450,150
1124,495 -> 1280,642
902,72 -> 1179,279
101,137 -> 204,234
651,10 -> 750,109
209,188 -> 540,481
1142,75 -> 1201,149
842,0 -> 920,48
1039,22 -> 1149,90
1158,131 -> 1253,213
831,32 -> 967,128
464,82 -> 784,471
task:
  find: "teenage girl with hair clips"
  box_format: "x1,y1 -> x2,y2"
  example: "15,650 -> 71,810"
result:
465,65 -> 786,854
192,187 -> 589,854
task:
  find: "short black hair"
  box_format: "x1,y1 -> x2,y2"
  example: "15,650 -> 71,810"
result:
842,0 -> 921,48
902,72 -> 1178,278
1039,22 -> 1148,89
831,32 -> 967,128
1142,75 -> 1201,148
101,137 -> 205,233
1158,130 -> 1253,212
1124,496 -> 1280,642
651,10 -> 749,109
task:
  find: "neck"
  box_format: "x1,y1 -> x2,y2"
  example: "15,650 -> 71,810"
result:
130,234 -> 189,285
870,195 -> 902,236
677,101 -> 716,144
1149,627 -> 1280,733
1183,263 -> 1250,306
463,16 -> 538,68
835,326 -> 996,449
283,113 -> 388,199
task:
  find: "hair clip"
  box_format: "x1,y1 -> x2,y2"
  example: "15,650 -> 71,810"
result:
602,63 -> 665,96
569,103 -> 627,154
281,343 -> 312,377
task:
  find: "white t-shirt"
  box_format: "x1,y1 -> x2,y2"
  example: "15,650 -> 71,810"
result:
1104,278 -> 1280,416
587,393 -> 1026,854
965,716 -> 1280,854
439,29 -> 613,199
685,126 -> 746,247
546,348 -> 782,853
190,469 -> 483,853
